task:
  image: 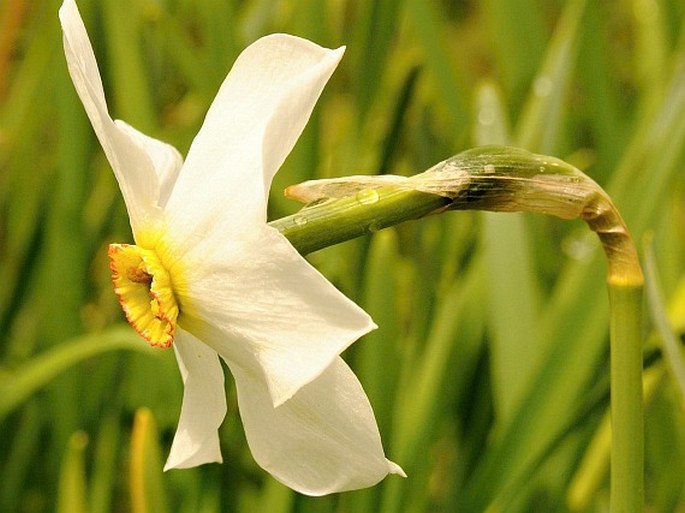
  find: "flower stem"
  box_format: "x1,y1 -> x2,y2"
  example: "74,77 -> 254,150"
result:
609,282 -> 644,513
269,188 -> 450,256
271,145 -> 644,511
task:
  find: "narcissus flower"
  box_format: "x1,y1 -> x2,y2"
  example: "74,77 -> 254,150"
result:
59,0 -> 404,495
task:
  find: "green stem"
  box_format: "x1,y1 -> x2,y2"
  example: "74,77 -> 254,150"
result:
609,283 -> 644,513
271,145 -> 644,512
269,188 -> 450,255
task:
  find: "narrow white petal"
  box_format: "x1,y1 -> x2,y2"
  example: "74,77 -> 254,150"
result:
164,329 -> 227,470
59,0 -> 181,232
165,34 -> 344,239
176,225 -> 376,407
225,356 -> 404,496
114,120 -> 184,209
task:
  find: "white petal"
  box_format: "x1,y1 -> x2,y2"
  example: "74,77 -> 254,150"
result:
176,225 -> 376,407
164,34 -> 344,239
164,329 -> 227,470
59,0 -> 181,233
114,120 -> 184,209
225,356 -> 404,496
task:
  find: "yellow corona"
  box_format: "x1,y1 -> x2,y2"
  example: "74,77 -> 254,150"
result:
109,243 -> 179,348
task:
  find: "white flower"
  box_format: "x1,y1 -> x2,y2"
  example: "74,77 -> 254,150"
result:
59,0 -> 404,495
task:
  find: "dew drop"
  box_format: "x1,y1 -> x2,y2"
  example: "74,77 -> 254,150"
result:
356,188 -> 380,205
293,216 -> 308,226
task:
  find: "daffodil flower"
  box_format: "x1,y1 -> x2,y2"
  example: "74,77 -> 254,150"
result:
59,0 -> 404,495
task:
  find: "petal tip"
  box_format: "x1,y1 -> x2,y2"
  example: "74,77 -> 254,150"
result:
163,451 -> 223,472
387,459 -> 407,478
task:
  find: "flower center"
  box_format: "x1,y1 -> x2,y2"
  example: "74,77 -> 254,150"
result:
108,243 -> 179,348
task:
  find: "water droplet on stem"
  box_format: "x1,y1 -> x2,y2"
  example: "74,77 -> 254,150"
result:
356,189 -> 380,205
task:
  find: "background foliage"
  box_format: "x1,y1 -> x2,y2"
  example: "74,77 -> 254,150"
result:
1,0 -> 685,511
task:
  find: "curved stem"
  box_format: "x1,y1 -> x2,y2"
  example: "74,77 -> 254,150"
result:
408,146 -> 643,286
271,145 -> 644,512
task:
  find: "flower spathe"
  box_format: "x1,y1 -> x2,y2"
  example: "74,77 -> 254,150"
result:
59,0 -> 404,495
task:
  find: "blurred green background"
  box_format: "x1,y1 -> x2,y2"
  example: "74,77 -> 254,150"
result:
2,0 -> 685,511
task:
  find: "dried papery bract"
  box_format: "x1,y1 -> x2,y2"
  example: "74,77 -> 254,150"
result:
411,146 -> 644,287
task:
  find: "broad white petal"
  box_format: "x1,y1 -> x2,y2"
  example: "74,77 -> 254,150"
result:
165,34 -> 344,239
176,225 -> 376,407
225,356 -> 405,496
59,0 -> 181,233
164,328 -> 227,470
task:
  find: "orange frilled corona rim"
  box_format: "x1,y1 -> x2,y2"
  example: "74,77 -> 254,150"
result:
108,243 -> 179,348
